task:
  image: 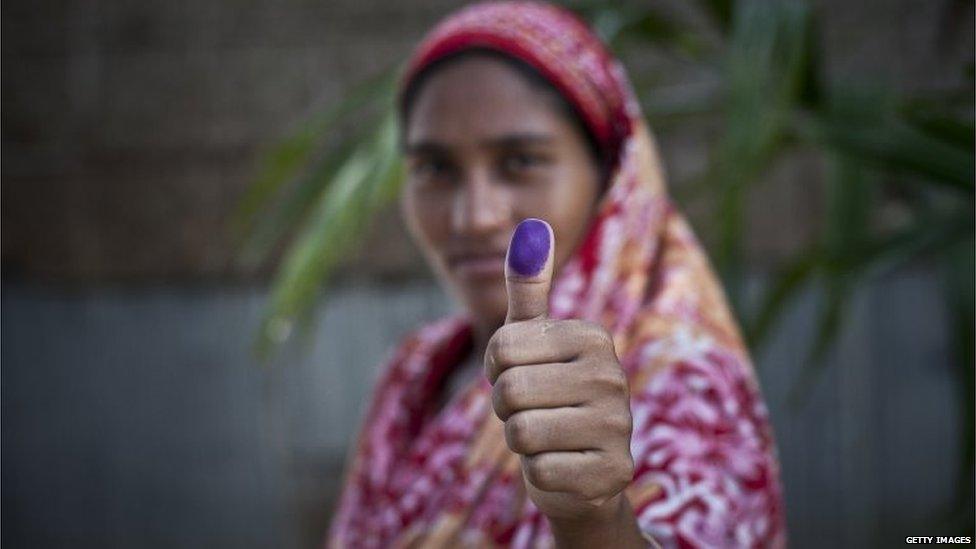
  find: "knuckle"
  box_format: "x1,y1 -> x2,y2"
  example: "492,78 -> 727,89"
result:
582,322 -> 613,347
524,455 -> 556,491
491,325 -> 522,366
544,318 -> 573,337
564,318 -> 589,333
563,319 -> 591,344
486,332 -> 503,364
483,352 -> 496,382
505,413 -> 533,454
492,371 -> 521,419
574,323 -> 618,362
610,470 -> 634,494
623,454 -> 635,480
484,340 -> 499,380
609,454 -> 635,489
498,371 -> 521,403
607,410 -> 633,436
612,368 -> 630,395
491,377 -> 508,418
579,456 -> 632,503
491,388 -> 508,420
535,318 -> 557,334
595,367 -> 629,396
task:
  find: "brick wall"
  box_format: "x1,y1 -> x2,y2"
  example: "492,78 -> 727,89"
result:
3,0 -> 972,284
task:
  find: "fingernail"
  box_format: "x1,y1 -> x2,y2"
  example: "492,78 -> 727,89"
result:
508,218 -> 550,276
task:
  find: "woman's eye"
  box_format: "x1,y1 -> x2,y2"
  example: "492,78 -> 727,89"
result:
501,152 -> 543,174
412,158 -> 452,181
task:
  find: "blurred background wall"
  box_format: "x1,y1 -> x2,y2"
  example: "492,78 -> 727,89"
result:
2,1 -> 972,548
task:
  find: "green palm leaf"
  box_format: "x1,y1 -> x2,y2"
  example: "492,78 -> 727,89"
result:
233,69 -> 398,267
711,0 -> 810,310
256,109 -> 402,355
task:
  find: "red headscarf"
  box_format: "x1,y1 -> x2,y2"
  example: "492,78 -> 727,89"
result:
401,1 -> 634,170
328,2 -> 786,547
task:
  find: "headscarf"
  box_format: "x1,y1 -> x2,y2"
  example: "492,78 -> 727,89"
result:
327,2 -> 786,547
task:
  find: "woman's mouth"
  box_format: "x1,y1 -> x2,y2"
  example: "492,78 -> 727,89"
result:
447,252 -> 507,278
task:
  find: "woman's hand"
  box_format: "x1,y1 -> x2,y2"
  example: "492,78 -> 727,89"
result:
486,318 -> 635,520
485,219 -> 639,533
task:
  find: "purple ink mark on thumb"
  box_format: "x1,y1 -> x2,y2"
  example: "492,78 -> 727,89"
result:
507,218 -> 550,277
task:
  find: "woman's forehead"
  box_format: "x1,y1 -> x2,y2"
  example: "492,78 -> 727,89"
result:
404,56 -> 569,148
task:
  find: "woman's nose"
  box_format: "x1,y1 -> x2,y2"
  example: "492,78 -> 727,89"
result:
451,168 -> 508,235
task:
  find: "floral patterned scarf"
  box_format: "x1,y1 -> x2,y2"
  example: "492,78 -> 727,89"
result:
327,2 -> 786,547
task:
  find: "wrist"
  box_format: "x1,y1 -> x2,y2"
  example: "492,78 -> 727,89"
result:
547,493 -> 647,548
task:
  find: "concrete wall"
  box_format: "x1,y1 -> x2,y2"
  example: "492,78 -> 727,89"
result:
2,269 -> 965,548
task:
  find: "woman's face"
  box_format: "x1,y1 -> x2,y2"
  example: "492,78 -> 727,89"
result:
402,54 -> 601,332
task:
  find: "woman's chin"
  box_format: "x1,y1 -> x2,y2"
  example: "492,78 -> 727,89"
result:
455,283 -> 508,329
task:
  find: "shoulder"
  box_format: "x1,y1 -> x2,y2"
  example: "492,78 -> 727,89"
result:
372,315 -> 473,390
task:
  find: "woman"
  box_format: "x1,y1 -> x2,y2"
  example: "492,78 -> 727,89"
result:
328,2 -> 785,547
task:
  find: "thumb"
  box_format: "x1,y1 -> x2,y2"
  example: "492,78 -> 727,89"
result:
505,218 -> 554,323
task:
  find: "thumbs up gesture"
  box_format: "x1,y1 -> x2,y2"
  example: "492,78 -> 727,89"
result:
485,218 -> 636,523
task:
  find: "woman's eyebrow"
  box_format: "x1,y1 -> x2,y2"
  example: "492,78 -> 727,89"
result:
404,133 -> 554,155
483,133 -> 555,148
403,140 -> 451,156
